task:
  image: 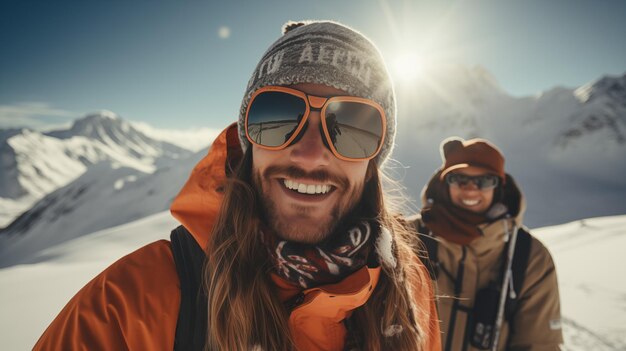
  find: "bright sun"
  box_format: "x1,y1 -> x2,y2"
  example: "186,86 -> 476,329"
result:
392,52 -> 425,82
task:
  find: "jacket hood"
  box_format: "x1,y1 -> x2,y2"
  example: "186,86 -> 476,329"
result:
420,169 -> 527,226
170,123 -> 242,249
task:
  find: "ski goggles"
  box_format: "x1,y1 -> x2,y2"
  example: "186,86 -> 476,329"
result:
244,86 -> 386,161
445,173 -> 500,190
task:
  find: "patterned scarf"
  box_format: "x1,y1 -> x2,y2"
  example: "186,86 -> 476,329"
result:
262,220 -> 376,289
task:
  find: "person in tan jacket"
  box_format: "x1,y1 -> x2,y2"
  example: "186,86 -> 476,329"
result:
409,137 -> 563,351
34,20 -> 441,351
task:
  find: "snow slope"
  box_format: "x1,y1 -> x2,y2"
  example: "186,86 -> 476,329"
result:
0,211 -> 176,350
0,213 -> 624,350
534,215 -> 626,350
0,148 -> 206,267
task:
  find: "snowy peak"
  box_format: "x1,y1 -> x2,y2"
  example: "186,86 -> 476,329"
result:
560,73 -> 626,148
46,111 -> 173,158
0,111 -> 194,227
0,128 -> 29,145
44,110 -> 192,164
56,110 -> 124,139
574,73 -> 626,104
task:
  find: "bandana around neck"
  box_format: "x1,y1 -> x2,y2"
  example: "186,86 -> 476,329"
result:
421,203 -> 486,245
262,220 -> 376,289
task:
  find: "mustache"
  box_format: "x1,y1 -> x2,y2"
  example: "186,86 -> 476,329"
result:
263,165 -> 349,189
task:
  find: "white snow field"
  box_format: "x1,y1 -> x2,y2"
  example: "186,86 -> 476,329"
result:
0,211 -> 176,350
534,215 -> 626,351
0,213 -> 624,350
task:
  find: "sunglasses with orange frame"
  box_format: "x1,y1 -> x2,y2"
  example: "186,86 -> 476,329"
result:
244,86 -> 387,161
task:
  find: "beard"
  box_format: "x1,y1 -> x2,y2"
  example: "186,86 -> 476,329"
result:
252,165 -> 364,244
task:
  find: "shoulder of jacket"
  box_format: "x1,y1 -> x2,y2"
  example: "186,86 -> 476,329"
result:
404,214 -> 429,234
110,240 -> 174,267
521,229 -> 556,261
96,240 -> 179,292
518,230 -> 558,282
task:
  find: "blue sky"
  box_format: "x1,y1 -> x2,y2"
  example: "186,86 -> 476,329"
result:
1,0 -> 625,130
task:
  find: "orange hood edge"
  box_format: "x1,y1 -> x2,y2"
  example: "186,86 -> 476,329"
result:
170,122 -> 242,249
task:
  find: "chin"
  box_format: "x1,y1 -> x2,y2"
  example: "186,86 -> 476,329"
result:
274,221 -> 333,244
276,229 -> 329,244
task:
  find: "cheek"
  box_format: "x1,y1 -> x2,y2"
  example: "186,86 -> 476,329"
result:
251,145 -> 269,169
448,186 -> 460,203
483,189 -> 495,203
252,145 -> 287,177
344,162 -> 369,189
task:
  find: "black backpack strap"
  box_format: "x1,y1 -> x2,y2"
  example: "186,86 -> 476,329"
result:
170,225 -> 208,351
505,227 -> 532,325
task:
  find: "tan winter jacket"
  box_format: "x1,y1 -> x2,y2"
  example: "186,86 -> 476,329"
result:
409,174 -> 563,351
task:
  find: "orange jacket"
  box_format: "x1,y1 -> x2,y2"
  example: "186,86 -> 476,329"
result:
34,124 -> 441,351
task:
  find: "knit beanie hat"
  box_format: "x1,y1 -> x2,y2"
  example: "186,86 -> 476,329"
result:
439,137 -> 506,181
237,20 -> 396,165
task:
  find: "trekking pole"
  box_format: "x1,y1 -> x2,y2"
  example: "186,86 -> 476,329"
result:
490,217 -> 518,351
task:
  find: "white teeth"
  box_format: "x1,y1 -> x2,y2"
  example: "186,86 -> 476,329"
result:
298,183 -> 307,193
283,179 -> 331,195
462,199 -> 480,206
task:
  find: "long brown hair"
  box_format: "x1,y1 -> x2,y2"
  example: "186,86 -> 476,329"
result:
203,148 -> 427,350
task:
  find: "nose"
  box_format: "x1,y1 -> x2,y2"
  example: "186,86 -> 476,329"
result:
288,112 -> 331,168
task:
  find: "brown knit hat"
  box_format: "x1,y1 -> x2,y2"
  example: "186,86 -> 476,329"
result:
439,137 -> 506,181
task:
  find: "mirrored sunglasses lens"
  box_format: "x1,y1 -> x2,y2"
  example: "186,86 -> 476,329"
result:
325,101 -> 383,159
477,175 -> 499,189
446,174 -> 464,186
247,92 -> 306,147
446,174 -> 499,189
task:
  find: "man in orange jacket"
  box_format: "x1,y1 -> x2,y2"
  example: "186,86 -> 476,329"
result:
34,20 -> 441,351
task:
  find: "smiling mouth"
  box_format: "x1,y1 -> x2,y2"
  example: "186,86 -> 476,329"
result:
282,178 -> 335,195
461,199 -> 480,206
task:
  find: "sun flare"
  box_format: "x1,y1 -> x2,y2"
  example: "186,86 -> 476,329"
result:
392,52 -> 425,82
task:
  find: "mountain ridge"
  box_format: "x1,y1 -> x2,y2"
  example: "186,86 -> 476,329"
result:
1,68 -> 625,261
0,110 -> 193,227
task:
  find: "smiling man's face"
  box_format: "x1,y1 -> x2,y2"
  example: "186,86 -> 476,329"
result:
447,166 -> 495,213
252,83 -> 370,244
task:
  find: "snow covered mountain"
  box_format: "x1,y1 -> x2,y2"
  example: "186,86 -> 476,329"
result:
0,147 -> 206,267
1,67 -> 624,266
1,212 -> 624,350
393,69 -> 626,227
0,110 -> 192,227
45,110 -> 187,165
